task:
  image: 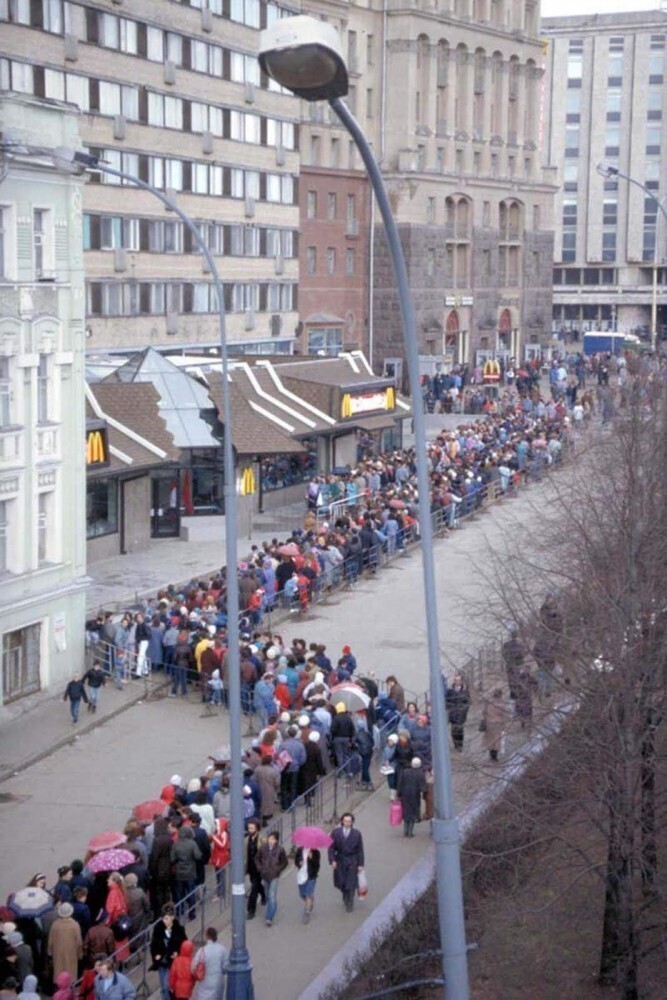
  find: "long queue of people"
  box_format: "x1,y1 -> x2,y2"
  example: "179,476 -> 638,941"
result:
83,388 -> 574,698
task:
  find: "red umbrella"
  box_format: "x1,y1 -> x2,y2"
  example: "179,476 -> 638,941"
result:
133,799 -> 168,824
292,826 -> 333,849
87,831 -> 127,853
277,542 -> 300,557
87,848 -> 135,874
389,499 -> 406,509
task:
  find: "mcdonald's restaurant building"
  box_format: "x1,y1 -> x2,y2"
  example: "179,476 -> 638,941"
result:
85,381 -> 180,560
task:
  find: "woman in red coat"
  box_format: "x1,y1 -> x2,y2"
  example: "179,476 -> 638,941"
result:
105,872 -> 130,963
169,940 -> 195,1000
210,816 -> 230,900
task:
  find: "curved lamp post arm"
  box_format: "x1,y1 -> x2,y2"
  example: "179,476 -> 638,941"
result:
329,96 -> 470,1000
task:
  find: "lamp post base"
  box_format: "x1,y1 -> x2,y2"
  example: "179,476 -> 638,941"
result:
225,948 -> 254,1000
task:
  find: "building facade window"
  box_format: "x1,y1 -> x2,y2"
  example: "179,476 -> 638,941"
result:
87,478 -> 119,538
2,624 -> 41,703
37,354 -> 49,423
307,326 -> 343,355
326,247 -> 336,275
346,248 -> 355,276
306,246 -> 316,275
0,357 -> 11,427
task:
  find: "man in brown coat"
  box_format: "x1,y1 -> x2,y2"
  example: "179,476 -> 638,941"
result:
48,903 -> 83,982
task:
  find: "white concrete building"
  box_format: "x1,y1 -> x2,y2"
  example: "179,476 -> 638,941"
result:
0,93 -> 88,717
543,9 -> 667,341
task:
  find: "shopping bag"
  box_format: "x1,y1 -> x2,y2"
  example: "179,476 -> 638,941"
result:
389,799 -> 403,827
357,869 -> 368,898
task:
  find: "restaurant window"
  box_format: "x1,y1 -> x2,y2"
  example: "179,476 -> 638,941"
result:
307,326 -> 342,355
260,443 -> 317,493
87,478 -> 118,538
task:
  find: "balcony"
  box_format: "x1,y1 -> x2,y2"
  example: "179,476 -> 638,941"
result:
37,425 -> 59,460
0,428 -> 22,465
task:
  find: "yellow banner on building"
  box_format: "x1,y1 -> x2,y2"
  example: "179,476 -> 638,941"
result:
341,387 -> 395,419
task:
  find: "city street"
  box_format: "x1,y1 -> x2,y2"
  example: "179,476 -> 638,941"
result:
0,465 -> 557,903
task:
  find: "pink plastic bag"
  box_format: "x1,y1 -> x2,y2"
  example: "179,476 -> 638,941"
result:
389,799 -> 403,827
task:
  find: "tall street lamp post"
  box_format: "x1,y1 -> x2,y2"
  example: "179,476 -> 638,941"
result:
597,162 -> 667,351
2,142 -> 255,1000
259,17 -> 470,999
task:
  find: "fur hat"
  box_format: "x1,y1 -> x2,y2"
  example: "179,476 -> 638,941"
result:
58,903 -> 74,918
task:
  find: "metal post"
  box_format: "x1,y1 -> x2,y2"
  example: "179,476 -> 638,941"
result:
329,97 -> 470,998
64,155 -> 254,999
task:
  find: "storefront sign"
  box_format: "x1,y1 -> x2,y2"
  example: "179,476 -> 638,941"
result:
341,386 -> 395,419
86,426 -> 109,467
238,466 -> 256,496
445,296 -> 473,307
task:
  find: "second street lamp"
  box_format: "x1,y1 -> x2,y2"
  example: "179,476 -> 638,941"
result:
260,16 -> 470,1000
597,162 -> 667,351
46,146 -> 254,1000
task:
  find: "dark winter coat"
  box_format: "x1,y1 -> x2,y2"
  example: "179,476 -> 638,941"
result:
397,765 -> 426,823
256,842 -> 288,882
445,684 -> 471,726
328,827 -> 364,893
170,827 -> 202,881
149,834 -> 173,884
149,919 -> 186,970
299,741 -> 326,793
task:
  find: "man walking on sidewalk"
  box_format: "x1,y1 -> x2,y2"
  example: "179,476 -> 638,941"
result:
82,661 -> 106,714
63,674 -> 88,724
328,812 -> 365,913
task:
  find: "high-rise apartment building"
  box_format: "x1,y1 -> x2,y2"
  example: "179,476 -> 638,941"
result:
0,93 -> 88,716
543,9 -> 667,340
297,0 -> 557,375
1,0 -> 301,355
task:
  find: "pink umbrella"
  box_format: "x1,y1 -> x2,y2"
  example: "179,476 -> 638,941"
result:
277,542 -> 300,557
132,799 -> 168,824
292,826 -> 333,849
87,831 -> 127,853
389,499 -> 406,510
87,848 -> 136,874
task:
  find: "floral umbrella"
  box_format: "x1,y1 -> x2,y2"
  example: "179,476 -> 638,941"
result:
87,848 -> 135,874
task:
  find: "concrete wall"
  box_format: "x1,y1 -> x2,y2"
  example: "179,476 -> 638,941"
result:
123,477 -> 151,553
87,530 -> 120,564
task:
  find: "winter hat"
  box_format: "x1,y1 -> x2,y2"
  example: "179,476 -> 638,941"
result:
280,711 -> 291,722
207,625 -> 216,636
170,774 -> 183,786
297,714 -> 310,727
1,922 -> 17,936
277,674 -> 287,683
315,671 -> 324,684
58,903 -> 73,918
187,778 -> 201,794
335,702 -> 346,714
8,932 -> 23,948
266,646 -> 278,660
342,645 -> 351,654
22,976 -> 38,996
411,757 -> 422,768
212,669 -> 220,679
278,655 -> 288,667
308,731 -> 321,743
387,734 -> 399,745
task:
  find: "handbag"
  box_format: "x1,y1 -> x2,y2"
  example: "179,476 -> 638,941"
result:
357,869 -> 368,898
276,748 -> 293,772
194,957 -> 206,982
296,860 -> 309,886
389,799 -> 403,827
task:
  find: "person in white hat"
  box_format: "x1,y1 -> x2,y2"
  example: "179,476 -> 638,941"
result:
396,757 -> 426,838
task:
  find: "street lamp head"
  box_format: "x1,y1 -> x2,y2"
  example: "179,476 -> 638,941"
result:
259,15 -> 348,101
597,162 -> 619,179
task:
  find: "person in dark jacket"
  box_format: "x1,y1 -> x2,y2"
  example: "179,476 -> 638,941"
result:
170,828 -> 201,922
150,904 -> 186,1000
82,661 -> 106,714
71,887 -> 92,938
331,702 -> 356,771
445,674 -> 471,751
148,818 -> 172,915
170,634 -> 193,697
189,815 -> 211,889
328,813 -> 365,912
244,820 -> 265,920
63,675 -> 88,724
255,833 -> 288,927
397,757 -> 426,837
299,731 -> 326,805
293,847 -> 321,924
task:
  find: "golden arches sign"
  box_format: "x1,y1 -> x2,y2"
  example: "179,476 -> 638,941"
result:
86,428 -> 109,466
340,388 -> 395,419
239,466 -> 256,496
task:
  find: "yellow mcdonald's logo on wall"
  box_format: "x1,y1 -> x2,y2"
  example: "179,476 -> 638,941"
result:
341,388 -> 396,419
86,427 -> 109,466
239,466 -> 256,496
